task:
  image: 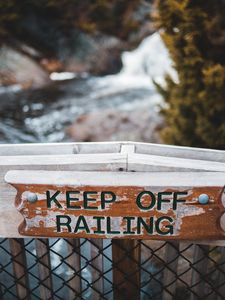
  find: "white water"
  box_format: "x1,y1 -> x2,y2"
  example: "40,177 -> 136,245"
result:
0,32 -> 174,299
0,32 -> 175,143
92,32 -> 176,90
49,32 -> 175,89
121,32 -> 176,84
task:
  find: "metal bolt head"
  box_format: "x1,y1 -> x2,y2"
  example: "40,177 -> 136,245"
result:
198,193 -> 209,204
27,192 -> 38,203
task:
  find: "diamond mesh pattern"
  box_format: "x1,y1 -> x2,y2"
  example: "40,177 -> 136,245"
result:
0,238 -> 225,299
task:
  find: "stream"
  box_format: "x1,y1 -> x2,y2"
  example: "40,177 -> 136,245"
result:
0,32 -> 174,300
0,32 -> 174,144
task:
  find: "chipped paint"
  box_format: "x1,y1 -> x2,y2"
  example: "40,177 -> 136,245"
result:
173,205 -> 205,234
10,182 -> 225,240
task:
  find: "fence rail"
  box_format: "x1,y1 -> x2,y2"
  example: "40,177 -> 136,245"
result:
0,141 -> 225,299
1,238 -> 225,299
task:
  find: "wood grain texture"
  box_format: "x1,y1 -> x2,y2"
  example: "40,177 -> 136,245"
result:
90,239 -> 104,298
115,144 -> 140,300
0,153 -> 126,238
9,239 -> 30,300
35,239 -> 53,300
162,242 -> 179,300
66,239 -> 82,299
0,142 -> 225,245
1,141 -> 225,300
0,153 -> 127,169
112,240 -> 140,300
5,170 -> 225,186
4,171 -> 225,240
0,142 -> 122,156
135,143 -> 225,163
128,153 -> 225,172
1,141 -> 224,160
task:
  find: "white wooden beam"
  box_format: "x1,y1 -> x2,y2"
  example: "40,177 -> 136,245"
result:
128,153 -> 225,172
0,141 -> 225,244
5,170 -> 225,187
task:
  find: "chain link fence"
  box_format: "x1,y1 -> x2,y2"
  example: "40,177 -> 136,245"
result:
0,238 -> 225,299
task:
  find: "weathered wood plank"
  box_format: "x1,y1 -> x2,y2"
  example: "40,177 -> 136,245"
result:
112,240 -> 140,300
0,153 -> 126,169
90,239 -> 104,298
162,242 -> 179,300
9,239 -> 30,300
2,171 -> 225,240
120,144 -> 136,154
74,142 -> 121,154
0,153 -> 126,238
0,142 -> 225,246
5,170 -> 225,186
0,143 -> 75,156
67,239 -> 82,299
1,152 -> 223,180
113,145 -> 140,300
0,142 -> 122,156
128,153 -> 225,172
35,239 -> 53,300
135,143 -> 225,163
1,141 -> 224,161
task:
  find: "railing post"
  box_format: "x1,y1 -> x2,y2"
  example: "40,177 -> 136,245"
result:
9,239 -> 30,300
35,239 -> 53,300
190,245 -> 209,300
112,240 -> 140,300
162,241 -> 179,300
90,239 -> 104,298
67,239 -> 82,299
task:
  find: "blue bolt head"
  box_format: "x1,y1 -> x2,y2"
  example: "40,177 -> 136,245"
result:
198,193 -> 209,204
27,192 -> 38,203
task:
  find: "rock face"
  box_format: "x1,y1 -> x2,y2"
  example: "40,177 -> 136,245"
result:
67,106 -> 163,143
0,46 -> 50,88
62,32 -> 124,75
0,1 -> 154,80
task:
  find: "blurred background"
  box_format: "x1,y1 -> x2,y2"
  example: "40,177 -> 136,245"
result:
0,0 -> 224,149
0,2 -> 225,300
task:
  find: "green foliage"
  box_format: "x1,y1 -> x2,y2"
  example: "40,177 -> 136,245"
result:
0,0 -> 141,43
155,0 -> 225,149
0,1 -> 21,37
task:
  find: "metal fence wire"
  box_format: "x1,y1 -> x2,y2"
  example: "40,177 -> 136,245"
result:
0,238 -> 225,300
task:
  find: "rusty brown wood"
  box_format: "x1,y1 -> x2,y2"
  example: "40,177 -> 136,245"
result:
67,238 -> 82,299
9,239 -> 30,300
90,238 -> 104,298
35,239 -> 53,300
190,245 -> 209,300
1,141 -> 225,244
9,179 -> 225,241
112,240 -> 140,300
162,241 -> 179,300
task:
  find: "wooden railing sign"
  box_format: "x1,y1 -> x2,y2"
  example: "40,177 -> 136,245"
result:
5,170 -> 225,240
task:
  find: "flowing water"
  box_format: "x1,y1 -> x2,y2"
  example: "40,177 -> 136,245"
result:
0,32 -> 174,299
0,32 -> 174,144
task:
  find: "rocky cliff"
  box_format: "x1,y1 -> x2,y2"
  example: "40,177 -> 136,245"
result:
0,0 -> 154,87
